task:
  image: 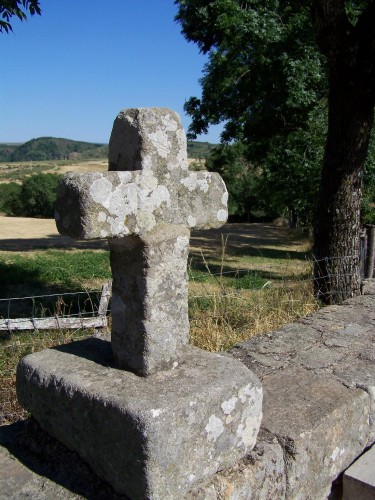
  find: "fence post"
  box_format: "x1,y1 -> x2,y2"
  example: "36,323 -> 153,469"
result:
360,228 -> 368,282
98,280 -> 112,317
365,225 -> 375,279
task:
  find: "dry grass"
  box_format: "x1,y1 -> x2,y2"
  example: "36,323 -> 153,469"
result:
189,281 -> 318,352
0,271 -> 319,424
188,250 -> 319,352
0,159 -> 108,182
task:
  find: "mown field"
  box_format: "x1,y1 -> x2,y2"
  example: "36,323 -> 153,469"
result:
0,217 -> 319,424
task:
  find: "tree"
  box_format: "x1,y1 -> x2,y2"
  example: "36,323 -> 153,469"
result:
175,0 -> 375,304
311,1 -> 375,303
362,133 -> 375,224
206,142 -> 265,221
0,0 -> 41,33
262,99 -> 327,229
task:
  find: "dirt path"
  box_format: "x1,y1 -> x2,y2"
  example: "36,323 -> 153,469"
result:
0,216 -> 304,253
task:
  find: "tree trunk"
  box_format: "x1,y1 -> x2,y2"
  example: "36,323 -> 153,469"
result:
313,79 -> 374,304
311,0 -> 375,304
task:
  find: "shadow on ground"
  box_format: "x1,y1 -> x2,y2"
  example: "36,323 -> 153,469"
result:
0,235 -> 107,252
0,419 -> 129,499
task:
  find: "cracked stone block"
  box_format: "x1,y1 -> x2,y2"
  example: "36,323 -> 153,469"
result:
186,430 -> 286,499
17,339 -> 262,500
261,366 -> 371,499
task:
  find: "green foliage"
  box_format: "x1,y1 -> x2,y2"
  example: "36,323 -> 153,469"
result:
0,143 -> 19,162
0,181 -> 21,214
176,0 -> 375,232
7,137 -> 108,162
0,0 -> 41,33
1,173 -> 62,218
207,142 -> 268,220
261,99 -> 327,227
20,173 -> 62,217
175,0 -> 325,145
175,0 -> 327,226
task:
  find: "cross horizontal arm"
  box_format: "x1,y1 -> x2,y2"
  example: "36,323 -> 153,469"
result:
55,170 -> 228,240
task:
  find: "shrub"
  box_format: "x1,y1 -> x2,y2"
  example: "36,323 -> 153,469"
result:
1,173 -> 62,218
0,182 -> 22,215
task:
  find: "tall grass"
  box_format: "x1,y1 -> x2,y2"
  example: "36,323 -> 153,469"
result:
188,246 -> 319,351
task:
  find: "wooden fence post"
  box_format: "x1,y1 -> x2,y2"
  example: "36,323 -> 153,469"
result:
98,280 -> 112,317
366,225 -> 375,279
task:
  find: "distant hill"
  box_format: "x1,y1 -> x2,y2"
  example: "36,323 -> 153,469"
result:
0,143 -> 21,162
2,137 -> 108,162
0,137 -> 218,163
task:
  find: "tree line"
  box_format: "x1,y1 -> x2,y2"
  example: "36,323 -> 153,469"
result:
208,120 -> 375,228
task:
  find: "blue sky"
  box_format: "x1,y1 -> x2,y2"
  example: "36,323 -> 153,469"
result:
0,1 -> 222,144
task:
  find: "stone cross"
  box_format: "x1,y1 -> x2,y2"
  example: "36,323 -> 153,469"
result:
55,108 -> 228,376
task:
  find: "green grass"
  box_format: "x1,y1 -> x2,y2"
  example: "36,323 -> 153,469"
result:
0,250 -> 111,320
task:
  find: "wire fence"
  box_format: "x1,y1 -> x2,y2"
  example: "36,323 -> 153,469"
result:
0,282 -> 111,332
0,234 -> 374,333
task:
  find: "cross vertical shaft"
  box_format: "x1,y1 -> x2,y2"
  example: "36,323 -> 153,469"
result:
109,226 -> 190,375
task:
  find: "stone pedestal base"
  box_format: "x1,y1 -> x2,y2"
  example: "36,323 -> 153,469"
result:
16,338 -> 262,500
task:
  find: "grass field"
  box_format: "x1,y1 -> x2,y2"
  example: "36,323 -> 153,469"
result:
0,157 -> 205,183
0,219 -> 320,424
0,159 -> 109,183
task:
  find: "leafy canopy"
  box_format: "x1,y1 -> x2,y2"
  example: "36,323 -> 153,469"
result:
175,0 -> 325,147
0,0 -> 41,33
175,0 -> 375,227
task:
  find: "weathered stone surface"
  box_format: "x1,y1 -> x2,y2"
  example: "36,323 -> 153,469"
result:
108,107 -> 188,174
55,170 -> 227,240
17,338 -> 262,500
187,430 -> 286,500
230,293 -> 375,498
261,367 -> 370,499
108,226 -> 191,375
333,358 -> 375,445
231,322 -> 322,377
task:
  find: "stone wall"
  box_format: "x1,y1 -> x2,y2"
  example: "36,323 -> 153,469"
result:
2,282 -> 374,499
188,280 -> 375,499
